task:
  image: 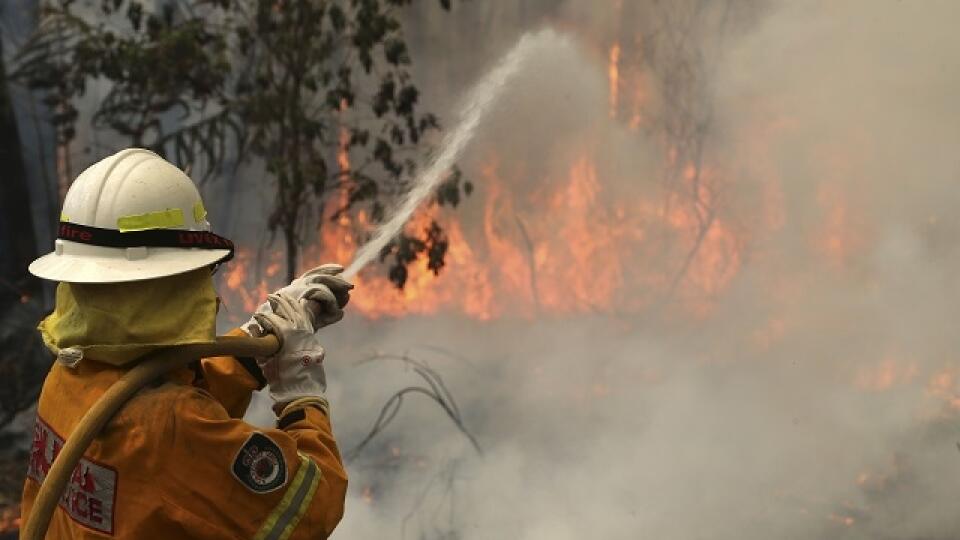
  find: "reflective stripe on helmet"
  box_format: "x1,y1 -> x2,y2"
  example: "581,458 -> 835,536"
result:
116,208 -> 186,232
193,201 -> 208,224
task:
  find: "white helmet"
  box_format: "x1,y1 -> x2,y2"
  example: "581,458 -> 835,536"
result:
29,148 -> 234,283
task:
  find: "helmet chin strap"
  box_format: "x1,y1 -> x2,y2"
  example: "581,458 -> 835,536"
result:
57,222 -> 236,263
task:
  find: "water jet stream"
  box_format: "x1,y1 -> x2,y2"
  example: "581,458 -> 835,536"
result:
343,29 -> 568,280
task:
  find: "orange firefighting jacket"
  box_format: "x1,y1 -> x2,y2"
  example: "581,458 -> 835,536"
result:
21,339 -> 347,539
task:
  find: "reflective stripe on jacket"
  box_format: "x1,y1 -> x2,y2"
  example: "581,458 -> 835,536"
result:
20,335 -> 347,539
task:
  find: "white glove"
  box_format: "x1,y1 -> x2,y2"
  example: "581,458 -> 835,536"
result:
242,263 -> 353,336
253,291 -> 328,406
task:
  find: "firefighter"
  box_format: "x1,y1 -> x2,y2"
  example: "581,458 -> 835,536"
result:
21,148 -> 352,539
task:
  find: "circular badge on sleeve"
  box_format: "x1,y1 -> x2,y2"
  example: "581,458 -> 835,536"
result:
231,433 -> 288,494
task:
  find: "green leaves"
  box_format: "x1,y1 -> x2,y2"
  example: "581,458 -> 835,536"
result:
14,0 -> 471,288
383,38 -> 409,65
329,4 -> 347,31
435,167 -> 467,208
395,84 -> 418,115
373,75 -> 396,117
380,220 -> 449,288
125,2 -> 142,31
12,1 -> 233,176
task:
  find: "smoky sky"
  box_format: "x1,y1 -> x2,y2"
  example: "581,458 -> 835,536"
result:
227,1 -> 960,538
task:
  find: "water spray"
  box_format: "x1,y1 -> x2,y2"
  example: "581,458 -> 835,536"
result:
343,29 -> 568,280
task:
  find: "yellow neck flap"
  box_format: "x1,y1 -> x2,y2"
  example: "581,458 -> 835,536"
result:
39,268 -> 218,366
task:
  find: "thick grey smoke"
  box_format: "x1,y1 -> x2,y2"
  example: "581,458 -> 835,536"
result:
236,1 -> 960,538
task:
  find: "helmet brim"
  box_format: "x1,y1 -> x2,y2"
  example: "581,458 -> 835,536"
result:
29,247 -> 232,283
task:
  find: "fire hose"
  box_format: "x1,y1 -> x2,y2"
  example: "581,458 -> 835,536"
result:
19,334 -> 280,540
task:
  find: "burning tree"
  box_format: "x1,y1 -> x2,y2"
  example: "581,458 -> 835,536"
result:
12,0 -> 469,283
228,0 -> 471,283
286,0 -> 759,321
616,0 -> 763,306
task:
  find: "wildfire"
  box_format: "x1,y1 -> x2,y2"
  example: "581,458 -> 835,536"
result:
220,249 -> 278,315
263,145 -> 740,321
816,182 -> 865,268
854,357 -> 918,392
217,31 -> 745,323
828,513 -> 856,527
927,367 -> 960,411
608,43 -> 621,119
206,20 -> 810,325
219,139 -> 743,322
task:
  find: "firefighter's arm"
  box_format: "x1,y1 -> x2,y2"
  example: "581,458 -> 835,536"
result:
275,401 -> 348,533
206,262 -> 351,418
197,328 -> 267,418
165,262 -> 351,536
252,292 -> 338,413
159,388 -> 347,539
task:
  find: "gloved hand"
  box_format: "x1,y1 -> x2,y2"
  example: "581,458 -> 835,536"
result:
253,291 -> 327,407
242,263 -> 353,336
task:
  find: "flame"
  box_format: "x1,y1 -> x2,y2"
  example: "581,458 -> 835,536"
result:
828,513 -> 856,527
927,367 -> 960,410
219,142 -> 745,321
854,357 -> 918,392
608,43 -> 621,119
816,183 -> 861,268
289,148 -> 740,320
220,248 -> 274,315
216,25 -> 745,323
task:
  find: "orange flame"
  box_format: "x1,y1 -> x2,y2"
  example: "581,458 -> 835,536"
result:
219,140 -> 745,321
609,43 -> 621,119
854,357 -> 918,392
269,147 -> 741,321
217,29 -> 746,322
927,367 -> 960,410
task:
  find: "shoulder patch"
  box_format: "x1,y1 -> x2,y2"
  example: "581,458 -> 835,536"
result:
231,432 -> 288,494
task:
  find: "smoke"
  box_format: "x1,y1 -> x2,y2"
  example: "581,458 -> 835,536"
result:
233,1 -> 960,538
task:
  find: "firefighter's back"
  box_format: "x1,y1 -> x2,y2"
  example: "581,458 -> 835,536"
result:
23,356 -> 347,539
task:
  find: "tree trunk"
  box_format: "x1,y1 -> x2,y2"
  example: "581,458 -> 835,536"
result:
0,32 -> 39,300
284,225 -> 298,284
54,15 -> 72,205
55,128 -> 71,205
